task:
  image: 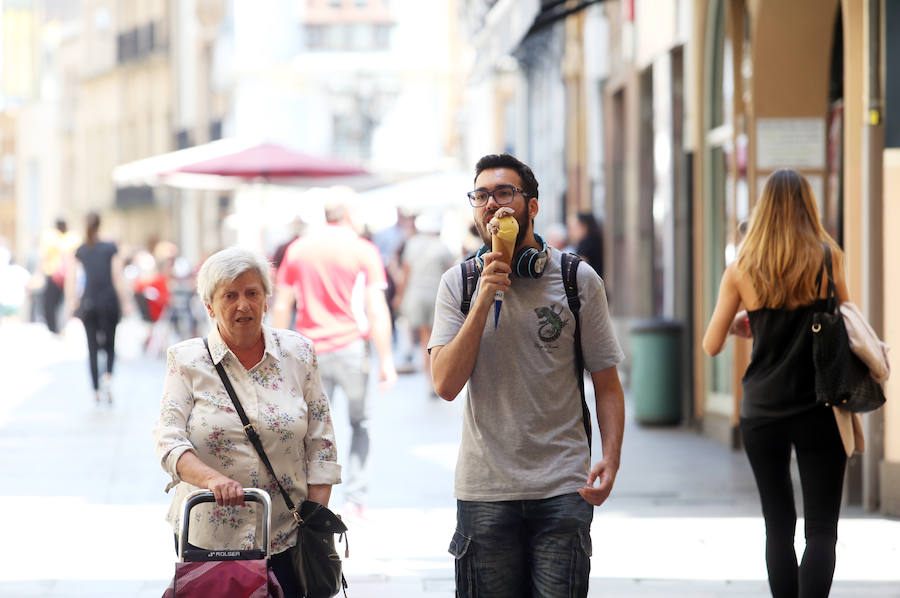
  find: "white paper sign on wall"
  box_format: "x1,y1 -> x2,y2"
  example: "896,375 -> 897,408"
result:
756,118 -> 826,170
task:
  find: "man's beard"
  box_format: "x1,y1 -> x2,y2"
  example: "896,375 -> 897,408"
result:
514,211 -> 530,246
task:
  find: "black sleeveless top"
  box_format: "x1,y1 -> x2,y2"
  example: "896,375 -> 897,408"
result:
741,298 -> 828,419
75,241 -> 121,320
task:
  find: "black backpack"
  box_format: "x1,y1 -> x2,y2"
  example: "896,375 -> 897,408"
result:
458,252 -> 593,447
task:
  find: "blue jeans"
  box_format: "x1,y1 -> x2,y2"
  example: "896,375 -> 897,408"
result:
449,493 -> 593,598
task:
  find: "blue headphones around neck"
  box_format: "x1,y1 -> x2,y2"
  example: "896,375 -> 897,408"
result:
475,233 -> 549,279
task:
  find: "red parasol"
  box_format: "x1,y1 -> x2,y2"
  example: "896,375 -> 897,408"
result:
170,141 -> 368,179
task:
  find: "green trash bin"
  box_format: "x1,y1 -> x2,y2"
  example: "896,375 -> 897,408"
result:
629,318 -> 683,425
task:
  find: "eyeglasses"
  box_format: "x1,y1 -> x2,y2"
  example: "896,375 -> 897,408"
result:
466,185 -> 525,207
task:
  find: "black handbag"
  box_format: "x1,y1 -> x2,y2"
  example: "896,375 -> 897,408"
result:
293,500 -> 348,598
203,339 -> 348,598
811,247 -> 886,413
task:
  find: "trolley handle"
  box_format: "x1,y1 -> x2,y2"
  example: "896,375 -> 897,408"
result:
178,488 -> 272,561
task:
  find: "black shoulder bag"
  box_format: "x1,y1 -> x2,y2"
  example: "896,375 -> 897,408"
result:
203,338 -> 348,598
811,247 -> 885,412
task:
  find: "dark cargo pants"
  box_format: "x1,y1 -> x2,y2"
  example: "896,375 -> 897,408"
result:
449,493 -> 593,597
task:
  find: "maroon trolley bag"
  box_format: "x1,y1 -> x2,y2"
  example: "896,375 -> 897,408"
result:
161,488 -> 284,598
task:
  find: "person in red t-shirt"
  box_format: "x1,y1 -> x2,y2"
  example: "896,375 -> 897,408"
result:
273,199 -> 396,516
135,272 -> 170,322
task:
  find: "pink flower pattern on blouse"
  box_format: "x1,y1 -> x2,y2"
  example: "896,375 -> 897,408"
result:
261,402 -> 296,443
153,325 -> 341,554
205,426 -> 237,469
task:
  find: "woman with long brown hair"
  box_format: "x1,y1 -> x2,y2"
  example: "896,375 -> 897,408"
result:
703,169 -> 850,597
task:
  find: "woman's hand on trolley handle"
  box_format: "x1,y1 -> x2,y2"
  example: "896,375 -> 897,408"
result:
176,450 -> 245,507
206,472 -> 246,507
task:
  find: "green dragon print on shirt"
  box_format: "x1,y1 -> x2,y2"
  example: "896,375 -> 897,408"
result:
534,305 -> 569,342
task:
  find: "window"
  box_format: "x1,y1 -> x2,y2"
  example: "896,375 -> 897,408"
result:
116,22 -> 160,63
116,29 -> 138,62
175,129 -> 193,150
209,120 -> 223,142
304,23 -> 391,51
305,24 -> 322,49
351,23 -> 373,50
138,23 -> 154,54
374,23 -> 391,49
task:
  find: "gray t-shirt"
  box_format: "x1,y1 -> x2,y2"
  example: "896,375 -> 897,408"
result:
428,248 -> 624,501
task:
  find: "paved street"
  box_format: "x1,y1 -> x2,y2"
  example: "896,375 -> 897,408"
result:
0,318 -> 898,597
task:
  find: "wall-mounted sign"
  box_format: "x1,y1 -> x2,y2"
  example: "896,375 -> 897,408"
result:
756,118 -> 826,170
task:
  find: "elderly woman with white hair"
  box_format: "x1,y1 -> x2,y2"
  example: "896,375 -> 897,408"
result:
153,246 -> 341,596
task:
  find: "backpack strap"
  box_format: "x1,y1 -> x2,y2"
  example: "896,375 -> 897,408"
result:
562,252 -> 592,449
459,257 -> 480,316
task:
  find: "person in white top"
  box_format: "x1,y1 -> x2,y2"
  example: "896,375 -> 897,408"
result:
153,247 -> 341,596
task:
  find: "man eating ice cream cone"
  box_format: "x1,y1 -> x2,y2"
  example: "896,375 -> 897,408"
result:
427,153 -> 626,598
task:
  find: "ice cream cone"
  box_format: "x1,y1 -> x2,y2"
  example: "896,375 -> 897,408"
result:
488,210 -> 518,328
489,209 -> 519,265
491,234 -> 516,267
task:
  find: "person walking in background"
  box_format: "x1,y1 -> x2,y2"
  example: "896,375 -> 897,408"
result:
393,211 -> 455,394
429,153 -> 625,597
272,217 -> 306,273
0,245 -> 31,322
272,198 -> 396,519
71,212 -> 129,403
568,212 -> 605,279
374,207 -> 416,371
153,247 -> 341,597
703,169 -> 850,597
166,253 -> 203,342
133,249 -> 171,327
38,218 -> 79,334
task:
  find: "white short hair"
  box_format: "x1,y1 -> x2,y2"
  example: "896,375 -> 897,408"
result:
196,247 -> 272,305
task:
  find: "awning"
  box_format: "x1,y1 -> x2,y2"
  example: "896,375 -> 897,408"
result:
112,138 -> 373,190
172,141 -> 368,178
112,138 -> 252,189
469,0 -> 541,83
468,0 -> 609,83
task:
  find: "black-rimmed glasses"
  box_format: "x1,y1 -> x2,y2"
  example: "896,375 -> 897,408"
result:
466,185 -> 524,207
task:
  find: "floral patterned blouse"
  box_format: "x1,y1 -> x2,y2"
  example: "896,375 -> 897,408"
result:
153,324 -> 341,555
